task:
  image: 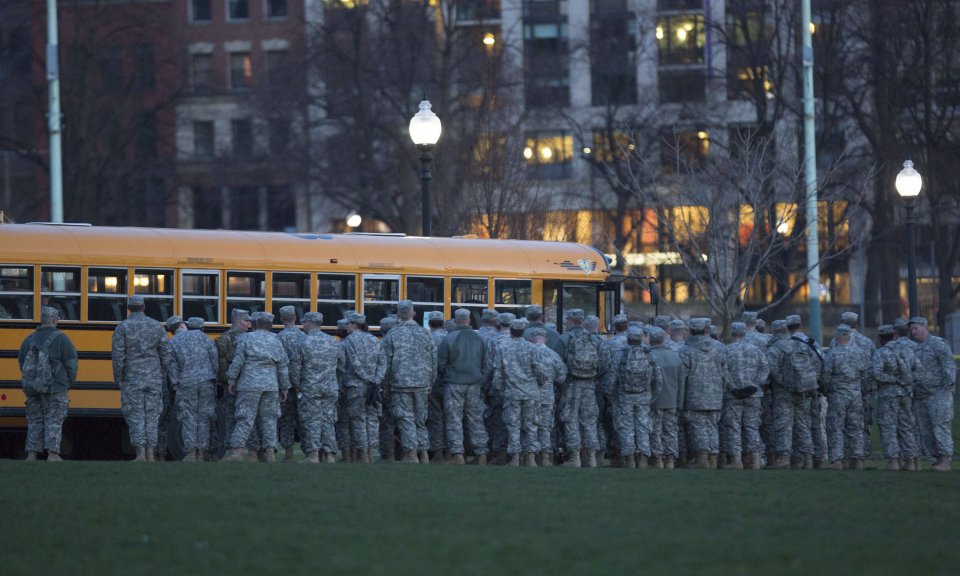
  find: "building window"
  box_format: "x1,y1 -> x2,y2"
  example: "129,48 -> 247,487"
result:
229,52 -> 252,89
191,0 -> 212,22
523,19 -> 569,107
98,46 -> 122,91
660,128 -> 709,172
137,113 -> 157,161
231,188 -> 260,229
87,267 -> 128,322
658,0 -> 702,10
271,272 -> 310,319
524,131 -> 573,179
191,53 -> 214,91
656,14 -> 705,66
0,266 -> 34,320
193,121 -> 215,159
232,119 -> 254,159
590,3 -> 637,106
41,267 -> 81,321
193,187 -> 221,229
658,69 -> 705,102
317,274 -> 356,328
266,0 -> 288,18
228,0 -> 249,20
182,270 -> 220,323
266,49 -> 289,86
269,119 -> 289,156
227,271 -> 266,314
133,44 -> 156,90
457,0 -> 501,21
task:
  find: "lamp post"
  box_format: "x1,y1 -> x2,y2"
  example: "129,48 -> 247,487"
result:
895,159 -> 922,318
409,97 -> 442,237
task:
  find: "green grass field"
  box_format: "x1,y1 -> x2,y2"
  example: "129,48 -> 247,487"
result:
2,460 -> 958,576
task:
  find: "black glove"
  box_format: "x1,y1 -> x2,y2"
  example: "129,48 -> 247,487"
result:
365,382 -> 382,408
732,385 -> 758,400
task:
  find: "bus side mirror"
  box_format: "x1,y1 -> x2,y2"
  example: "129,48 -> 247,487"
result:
649,281 -> 660,306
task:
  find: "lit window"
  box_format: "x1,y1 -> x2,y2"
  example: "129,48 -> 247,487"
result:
524,131 -> 573,179
229,52 -> 252,89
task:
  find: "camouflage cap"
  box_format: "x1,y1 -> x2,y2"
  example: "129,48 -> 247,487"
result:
908,316 -> 928,327
454,308 -> 472,320
731,322 -> 747,335
835,324 -> 852,336
301,311 -> 324,324
396,300 -> 414,314
840,311 -> 859,324
509,318 -> 527,331
164,315 -> 183,331
646,326 -> 665,340
427,311 -> 444,322
785,314 -> 802,327
669,319 -> 686,331
348,312 -> 367,325
612,313 -> 629,325
231,308 -> 251,321
279,305 -> 297,318
127,295 -> 145,307
755,319 -> 767,330
526,326 -> 547,339
525,304 -> 544,319
877,324 -> 894,336
258,311 -> 275,324
627,326 -> 645,343
498,312 -> 516,326
40,305 -> 60,319
481,309 -> 499,321
653,315 -> 671,328
565,308 -> 585,322
186,317 -> 205,329
544,322 -> 557,331
771,319 -> 787,332
893,318 -> 910,329
741,311 -> 758,324
688,318 -> 709,331
336,318 -> 349,328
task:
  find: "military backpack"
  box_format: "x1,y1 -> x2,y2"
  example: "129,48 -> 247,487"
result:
618,347 -> 653,394
785,336 -> 820,393
565,330 -> 601,380
21,332 -> 60,394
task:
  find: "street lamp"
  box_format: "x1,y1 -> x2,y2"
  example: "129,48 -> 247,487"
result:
409,97 -> 442,237
895,159 -> 922,318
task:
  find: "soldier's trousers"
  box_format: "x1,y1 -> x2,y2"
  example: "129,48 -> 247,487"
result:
379,392 -> 397,458
220,392 -> 260,452
157,385 -> 171,456
721,396 -> 762,456
862,387 -> 875,458
877,392 -> 918,460
596,390 -> 617,454
229,390 -> 279,450
298,392 -> 339,455
345,384 -> 380,449
444,384 -> 488,455
427,386 -> 446,452
278,386 -> 299,450
561,380 -> 599,452
121,382 -> 162,448
915,388 -> 955,458
813,396 -> 828,461
538,390 -> 556,453
337,393 -> 352,452
177,381 -> 216,452
685,410 -> 721,454
775,391 -> 814,456
760,390 -> 775,454
614,394 -> 652,456
24,391 -> 69,453
503,397 -> 540,455
826,391 -> 864,462
390,388 -> 429,452
651,408 -> 679,458
484,390 -> 507,454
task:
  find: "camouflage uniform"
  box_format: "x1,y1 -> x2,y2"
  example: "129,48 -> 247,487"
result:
830,318 -> 876,458
290,322 -> 344,456
601,328 -> 629,456
19,321 -> 77,455
341,327 -> 386,451
483,316 -> 514,456
335,318 -> 352,456
377,316 -> 398,459
911,327 -> 956,458
680,323 -> 726,457
226,329 -> 290,450
822,335 -> 867,462
277,325 -> 306,452
167,324 -> 218,453
872,332 -> 918,461
534,342 -> 566,455
382,311 -> 437,453
722,337 -> 769,458
613,331 -> 663,457
769,328 -> 822,460
494,329 -> 546,455
428,323 -> 448,453
439,321 -> 490,456
215,324 -> 250,455
557,322 -> 610,453
649,334 -> 685,460
113,306 -> 170,449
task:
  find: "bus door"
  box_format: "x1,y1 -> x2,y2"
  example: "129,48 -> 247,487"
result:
543,281 -> 601,334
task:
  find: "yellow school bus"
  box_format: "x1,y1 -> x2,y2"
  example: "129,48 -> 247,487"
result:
0,223 -> 657,458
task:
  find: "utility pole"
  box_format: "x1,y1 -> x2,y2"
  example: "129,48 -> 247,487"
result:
802,0 -> 821,344
47,0 -> 64,223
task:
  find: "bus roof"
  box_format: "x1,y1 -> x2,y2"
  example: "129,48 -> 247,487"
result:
0,224 -> 610,280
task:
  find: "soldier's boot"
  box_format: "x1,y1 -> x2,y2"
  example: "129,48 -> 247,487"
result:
302,451 -> 320,463
651,456 -> 664,469
324,452 -> 337,464
263,448 -> 277,463
609,453 -> 622,468
418,450 -> 430,464
802,453 -> 814,470
748,452 -> 761,470
597,450 -> 606,465
444,450 -> 451,462
830,459 -> 844,470
284,447 -> 295,462
563,451 -> 581,468
145,447 -> 156,462
690,452 -> 709,469
637,454 -> 649,470
886,458 -> 900,471
540,451 -> 553,467
663,455 -> 675,469
525,452 -> 538,467
586,450 -> 598,468
383,445 -> 395,463
222,448 -> 244,462
765,451 -> 776,469
677,452 -> 687,468
707,453 -> 718,469
508,453 -> 520,467
790,458 -> 802,470
47,452 -> 63,462
474,453 -> 487,466
26,451 -> 38,461
156,451 -> 166,462
624,453 -> 636,469
401,450 -> 418,463
181,450 -> 196,462
728,454 -> 744,470
772,454 -> 788,469
904,457 -> 919,471
932,455 -> 952,472
354,448 -> 366,464
246,450 -> 259,463
855,458 -> 866,470
451,453 -> 466,465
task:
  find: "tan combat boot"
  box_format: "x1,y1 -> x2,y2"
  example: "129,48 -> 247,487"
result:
263,448 -> 277,463
431,450 -> 445,464
637,454 -> 649,470
284,447 -> 295,462
26,452 -> 38,461
525,452 -> 538,467
508,453 -> 520,467
402,450 -> 419,463
664,455 -> 675,469
324,452 -> 337,464
904,457 -> 919,471
383,445 -> 395,463
302,451 -> 320,463
886,458 -> 900,471
830,459 -> 844,470
540,451 -> 553,467
586,450 -> 598,468
624,453 -> 636,468
707,454 -> 718,469
132,446 -> 146,462
181,450 -> 196,462
418,450 -> 430,464
651,456 -> 664,469
727,454 -> 744,470
691,452 -> 709,469
222,448 -> 244,462
474,453 -> 487,466
563,451 -> 581,468
850,458 -> 864,470
145,447 -> 156,462
747,452 -> 761,470
47,452 -> 63,462
773,454 -> 790,469
765,451 -> 776,468
803,453 -> 814,470
597,450 -> 606,465
932,455 -> 952,472
450,453 -> 465,465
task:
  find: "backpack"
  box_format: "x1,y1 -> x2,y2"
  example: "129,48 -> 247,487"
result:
785,336 -> 820,393
22,332 -> 59,394
565,330 -> 600,380
618,347 -> 652,394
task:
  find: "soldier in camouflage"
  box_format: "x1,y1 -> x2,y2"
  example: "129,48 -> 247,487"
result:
667,319 -> 686,352
290,312 -> 343,463
769,315 -> 822,469
378,315 -> 398,462
494,319 -> 547,466
648,326 -> 684,469
341,312 -> 386,464
167,316 -> 218,462
382,301 -> 437,463
679,318 -> 726,469
872,324 -> 919,471
335,317 -> 353,462
223,312 -> 290,463
113,295 -> 171,462
438,308 -> 489,465
276,306 -> 306,462
20,306 -> 77,461
613,326 -> 663,468
483,312 -> 515,463
823,324 -> 867,469
524,304 -> 563,354
722,322 -> 769,469
891,318 -> 922,469
213,308 -> 251,460
427,311 -> 448,462
558,309 -> 609,468
600,313 -> 629,466
908,316 -> 956,472
528,327 -> 566,467
831,311 -> 876,460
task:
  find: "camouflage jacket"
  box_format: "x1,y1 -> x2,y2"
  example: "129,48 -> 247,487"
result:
680,335 -> 726,410
168,329 -> 218,389
111,312 -> 169,387
650,344 -> 685,410
216,327 -> 248,385
912,335 -> 956,398
290,329 -> 343,397
724,339 -> 769,399
493,337 -> 546,401
381,319 -> 437,390
822,342 -> 866,396
341,330 -> 385,388
227,330 -> 290,393
535,344 -> 567,401
871,342 -> 912,399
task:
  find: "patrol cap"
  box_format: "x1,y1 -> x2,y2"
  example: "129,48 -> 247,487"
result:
544,322 -> 557,331
380,315 -> 396,328
840,311 -> 859,324
454,308 -> 472,320
669,319 -> 686,331
348,312 -> 367,325
498,312 -> 516,326
785,314 -> 802,327
835,324 -> 852,336
396,300 -> 414,314
164,315 -> 183,331
301,311 -> 324,324
731,322 -> 747,335
336,318 -> 349,328
526,326 -> 547,339
231,308 -> 251,321
279,305 -> 297,318
877,324 -> 894,336
186,317 -> 205,329
688,318 -> 709,331
908,316 -> 928,327
741,311 -> 758,325
127,295 -> 145,307
627,326 -> 645,343
612,313 -> 629,325
629,321 -> 645,330
893,318 -> 910,329
565,308 -> 585,322
257,311 -> 275,324
427,311 -> 444,322
653,315 -> 671,328
647,326 -> 665,341
771,319 -> 787,332
40,306 -> 60,319
525,304 -> 544,320
755,319 -> 766,330
481,309 -> 499,321
509,318 -> 527,331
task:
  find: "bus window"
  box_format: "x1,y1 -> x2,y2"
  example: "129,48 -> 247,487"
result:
362,275 -> 398,328
406,276 -> 444,326
0,265 -> 34,320
135,269 -> 174,322
494,279 -> 532,317
227,271 -> 265,316
88,267 -> 128,322
182,270 -> 220,323
451,277 -> 487,328
41,267 -> 81,321
317,273 -> 355,327
272,272 -> 310,321
562,283 -> 599,322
